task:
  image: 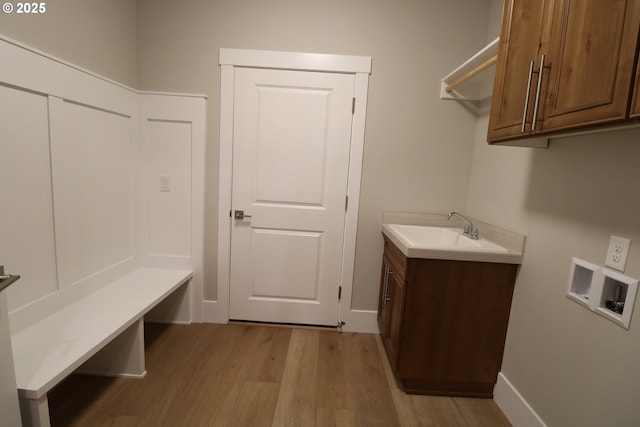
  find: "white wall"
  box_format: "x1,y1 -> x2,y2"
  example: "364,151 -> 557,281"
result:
467,121 -> 640,427
138,93 -> 207,322
4,1 -> 639,424
0,86 -> 58,308
0,0 -> 137,87
135,0 -> 493,310
0,0 -> 492,315
50,98 -> 137,289
0,38 -> 140,316
0,39 -> 205,328
0,0 -> 140,312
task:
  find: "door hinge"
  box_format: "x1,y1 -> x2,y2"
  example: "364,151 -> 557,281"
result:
338,285 -> 342,300
345,195 -> 348,211
352,97 -> 356,114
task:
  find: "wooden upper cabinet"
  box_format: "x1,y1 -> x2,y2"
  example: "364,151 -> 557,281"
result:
488,0 -> 640,143
487,0 -> 552,142
631,58 -> 640,118
542,0 -> 640,131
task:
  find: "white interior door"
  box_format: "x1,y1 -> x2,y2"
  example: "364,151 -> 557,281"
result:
229,67 -> 355,326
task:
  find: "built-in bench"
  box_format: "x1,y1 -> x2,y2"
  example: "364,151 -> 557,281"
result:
10,268 -> 192,427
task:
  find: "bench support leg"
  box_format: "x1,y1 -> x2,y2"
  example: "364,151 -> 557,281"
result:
19,395 -> 50,427
78,318 -> 146,378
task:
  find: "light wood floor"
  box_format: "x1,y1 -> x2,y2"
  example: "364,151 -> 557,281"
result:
48,323 -> 512,427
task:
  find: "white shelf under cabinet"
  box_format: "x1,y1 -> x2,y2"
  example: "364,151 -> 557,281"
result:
440,37 -> 499,102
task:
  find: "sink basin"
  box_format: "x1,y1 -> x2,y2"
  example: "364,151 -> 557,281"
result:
386,224 -> 508,251
382,223 -> 516,263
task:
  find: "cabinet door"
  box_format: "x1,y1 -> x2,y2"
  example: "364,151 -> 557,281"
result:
377,257 -> 390,335
381,263 -> 405,370
487,0 -> 552,142
541,0 -> 640,132
398,260 -> 517,387
630,55 -> 640,118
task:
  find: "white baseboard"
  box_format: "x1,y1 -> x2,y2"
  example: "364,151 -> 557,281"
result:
75,369 -> 148,379
201,300 -> 379,334
201,300 -> 229,324
144,320 -> 192,326
494,372 -> 548,427
341,309 -> 379,333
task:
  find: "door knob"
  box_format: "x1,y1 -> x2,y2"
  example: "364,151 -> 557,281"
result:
234,210 -> 252,220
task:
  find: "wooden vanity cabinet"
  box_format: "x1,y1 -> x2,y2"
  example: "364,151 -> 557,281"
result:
377,236 -> 518,398
488,0 -> 640,143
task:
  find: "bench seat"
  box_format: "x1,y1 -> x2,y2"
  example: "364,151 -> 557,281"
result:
11,267 -> 192,427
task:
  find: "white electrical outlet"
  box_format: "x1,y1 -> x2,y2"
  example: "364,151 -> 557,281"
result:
605,235 -> 631,272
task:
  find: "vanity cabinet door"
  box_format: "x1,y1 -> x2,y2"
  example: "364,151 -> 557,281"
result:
383,261 -> 405,369
377,253 -> 406,370
398,259 -> 518,397
377,256 -> 391,348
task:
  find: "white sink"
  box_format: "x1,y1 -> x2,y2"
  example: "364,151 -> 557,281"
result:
386,224 -> 508,251
382,223 -> 518,263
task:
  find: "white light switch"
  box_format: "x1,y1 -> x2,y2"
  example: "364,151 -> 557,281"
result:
159,175 -> 171,192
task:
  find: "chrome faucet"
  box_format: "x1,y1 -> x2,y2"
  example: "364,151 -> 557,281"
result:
446,212 -> 479,240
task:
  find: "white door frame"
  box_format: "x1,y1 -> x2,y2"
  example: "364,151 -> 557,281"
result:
210,48 -> 373,332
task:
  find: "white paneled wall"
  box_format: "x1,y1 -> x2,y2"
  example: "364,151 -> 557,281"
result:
0,36 -> 205,325
50,98 -> 137,289
0,86 -> 58,309
138,93 -> 206,321
146,120 -> 192,257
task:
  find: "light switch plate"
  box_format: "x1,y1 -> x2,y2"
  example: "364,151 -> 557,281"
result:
159,175 -> 171,192
605,236 -> 631,272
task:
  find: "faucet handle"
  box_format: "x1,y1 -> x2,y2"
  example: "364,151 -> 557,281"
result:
466,225 -> 479,239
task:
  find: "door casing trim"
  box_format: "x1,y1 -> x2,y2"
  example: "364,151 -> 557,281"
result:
210,48 -> 373,332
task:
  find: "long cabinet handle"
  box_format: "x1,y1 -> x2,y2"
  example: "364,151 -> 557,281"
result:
521,60 -> 535,132
385,266 -> 393,302
531,54 -> 545,132
382,264 -> 390,305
